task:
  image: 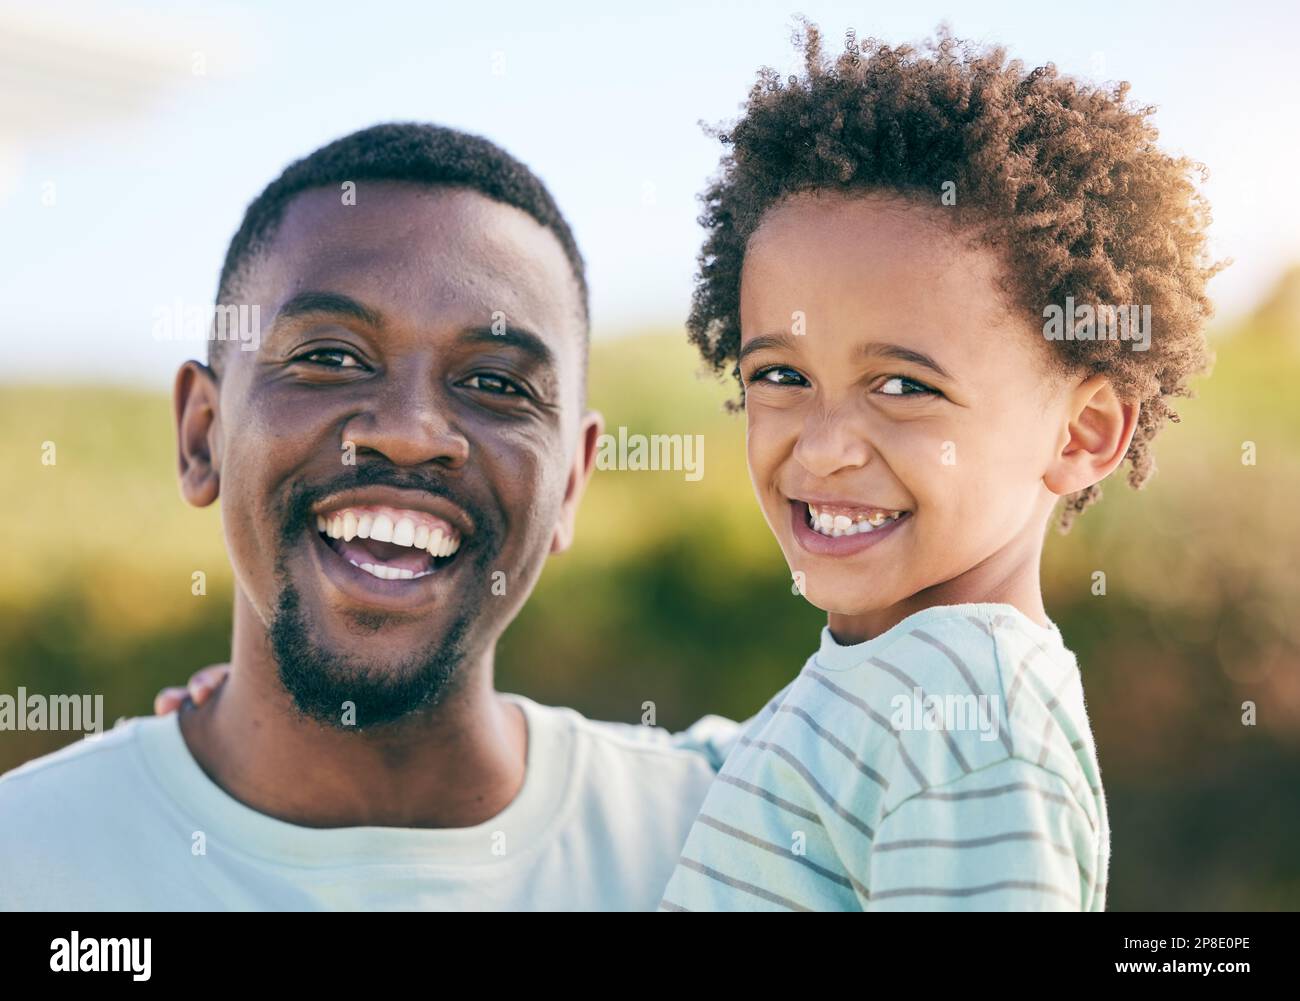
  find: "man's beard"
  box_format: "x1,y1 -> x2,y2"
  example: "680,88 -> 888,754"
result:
264,464 -> 497,730
267,574 -> 471,730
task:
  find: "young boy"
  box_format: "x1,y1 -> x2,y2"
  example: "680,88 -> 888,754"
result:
659,26 -> 1218,911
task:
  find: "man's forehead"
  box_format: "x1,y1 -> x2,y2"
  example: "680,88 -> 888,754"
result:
254,184 -> 584,340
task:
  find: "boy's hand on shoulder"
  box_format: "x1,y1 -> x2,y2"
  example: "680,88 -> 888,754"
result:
153,663 -> 230,715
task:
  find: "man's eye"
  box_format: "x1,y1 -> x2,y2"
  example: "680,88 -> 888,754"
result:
878,375 -> 938,396
297,348 -> 363,369
462,373 -> 523,395
751,366 -> 808,387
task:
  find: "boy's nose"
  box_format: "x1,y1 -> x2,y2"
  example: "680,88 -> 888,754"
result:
792,408 -> 874,478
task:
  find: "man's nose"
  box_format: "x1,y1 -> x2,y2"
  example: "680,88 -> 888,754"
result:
792,404 -> 874,478
341,371 -> 469,468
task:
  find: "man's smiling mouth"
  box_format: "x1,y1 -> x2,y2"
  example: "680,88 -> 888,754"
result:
314,504 -> 464,581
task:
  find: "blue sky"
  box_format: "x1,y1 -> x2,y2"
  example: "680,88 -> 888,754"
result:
2,0 -> 1297,387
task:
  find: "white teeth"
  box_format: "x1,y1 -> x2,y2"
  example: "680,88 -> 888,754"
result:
351,559 -> 433,581
806,504 -> 906,538
317,508 -> 462,560
370,514 -> 395,543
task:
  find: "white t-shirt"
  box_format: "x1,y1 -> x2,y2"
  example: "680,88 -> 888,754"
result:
0,694 -> 739,911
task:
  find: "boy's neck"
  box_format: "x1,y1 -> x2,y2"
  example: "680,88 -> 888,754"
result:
826,530 -> 1050,646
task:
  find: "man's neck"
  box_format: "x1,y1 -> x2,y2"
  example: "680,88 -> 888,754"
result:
177,618 -> 527,830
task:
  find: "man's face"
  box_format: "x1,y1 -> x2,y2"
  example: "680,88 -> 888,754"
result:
182,183 -> 596,726
738,191 -> 1069,621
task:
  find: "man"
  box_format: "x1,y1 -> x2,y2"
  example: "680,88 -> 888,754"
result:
0,123 -> 736,910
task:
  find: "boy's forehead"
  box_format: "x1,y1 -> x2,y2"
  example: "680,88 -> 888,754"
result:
739,191 -> 1047,373
745,197 -> 1003,319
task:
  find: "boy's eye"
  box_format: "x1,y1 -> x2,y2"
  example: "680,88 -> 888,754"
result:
878,375 -> 938,396
296,348 -> 364,369
751,365 -> 808,387
461,373 -> 524,396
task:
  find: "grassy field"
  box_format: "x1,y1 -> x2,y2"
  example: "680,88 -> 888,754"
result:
2,305 -> 1298,909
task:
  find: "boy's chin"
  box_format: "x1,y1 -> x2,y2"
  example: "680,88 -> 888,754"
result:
800,581 -> 896,618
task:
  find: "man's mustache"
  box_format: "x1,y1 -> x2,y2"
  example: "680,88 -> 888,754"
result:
276,463 -> 495,548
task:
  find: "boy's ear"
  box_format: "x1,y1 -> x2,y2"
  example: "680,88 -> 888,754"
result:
1043,373 -> 1140,498
550,410 -> 604,554
174,360 -> 222,508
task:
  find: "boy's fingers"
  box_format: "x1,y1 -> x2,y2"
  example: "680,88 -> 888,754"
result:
190,664 -> 231,691
153,687 -> 189,716
186,664 -> 230,706
154,665 -> 230,715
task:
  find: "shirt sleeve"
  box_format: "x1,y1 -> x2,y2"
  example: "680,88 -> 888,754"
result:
863,756 -> 1100,911
665,713 -> 746,772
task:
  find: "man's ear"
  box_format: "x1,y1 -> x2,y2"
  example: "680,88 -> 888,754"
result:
1043,373 -> 1140,498
174,360 -> 222,508
550,410 -> 604,554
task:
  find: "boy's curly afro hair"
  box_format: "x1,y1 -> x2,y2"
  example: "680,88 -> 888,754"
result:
688,22 -> 1224,529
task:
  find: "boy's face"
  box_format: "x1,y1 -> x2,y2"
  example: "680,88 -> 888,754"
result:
738,191 -> 1071,628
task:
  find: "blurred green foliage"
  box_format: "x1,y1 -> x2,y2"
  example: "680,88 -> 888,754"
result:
2,286 -> 1298,909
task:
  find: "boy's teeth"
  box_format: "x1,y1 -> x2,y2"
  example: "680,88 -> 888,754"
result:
370,514 -> 395,543
356,513 -> 373,539
342,511 -> 357,541
806,503 -> 906,537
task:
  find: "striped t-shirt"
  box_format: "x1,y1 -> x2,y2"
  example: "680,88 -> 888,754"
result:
660,603 -> 1109,911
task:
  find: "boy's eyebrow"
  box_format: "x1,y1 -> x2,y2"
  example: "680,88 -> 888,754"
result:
737,333 -> 796,363
738,333 -> 952,381
858,341 -> 952,380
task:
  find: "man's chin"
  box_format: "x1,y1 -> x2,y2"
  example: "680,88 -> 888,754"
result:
269,579 -> 470,730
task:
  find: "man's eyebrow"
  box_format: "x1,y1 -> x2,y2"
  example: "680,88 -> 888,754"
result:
272,291 -> 384,329
460,325 -> 556,368
737,333 -> 797,364
858,341 -> 952,380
